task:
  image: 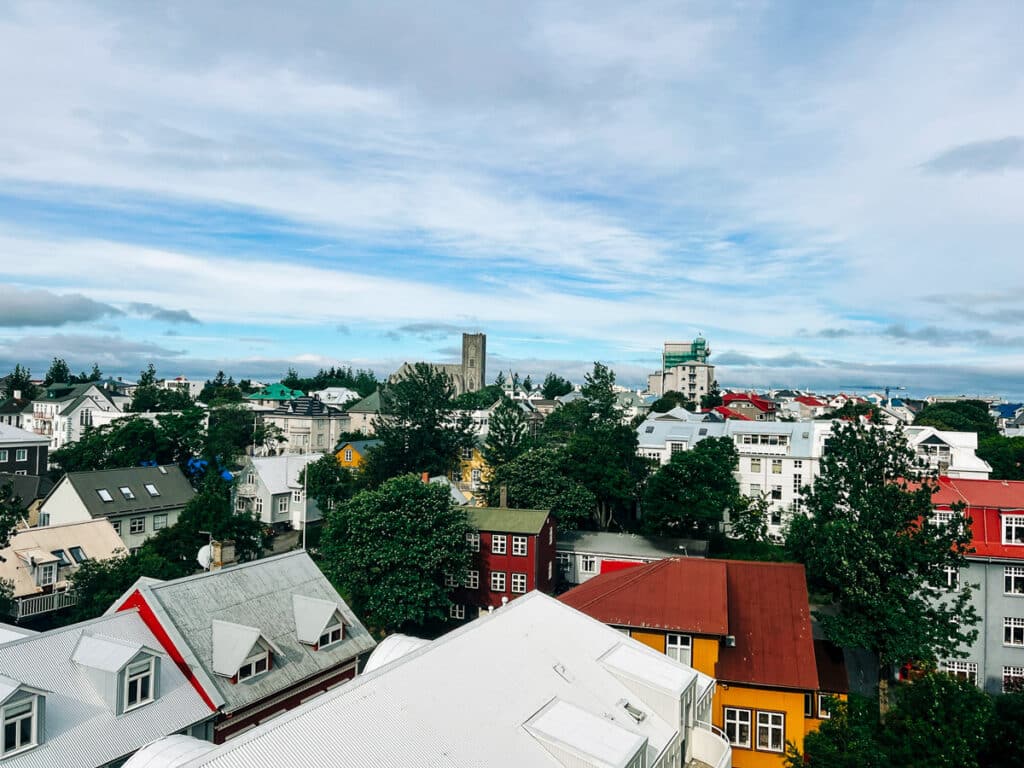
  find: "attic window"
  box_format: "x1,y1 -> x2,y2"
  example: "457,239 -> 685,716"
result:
144,484 -> 160,497
157,466 -> 167,474
124,657 -> 155,711
69,546 -> 88,564
50,550 -> 71,567
119,486 -> 135,500
97,489 -> 114,502
2,696 -> 38,756
318,622 -> 344,649
644,426 -> 655,433
237,650 -> 271,682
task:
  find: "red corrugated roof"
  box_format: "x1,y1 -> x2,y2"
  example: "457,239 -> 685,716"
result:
933,477 -> 1024,560
560,558 -> 819,690
713,405 -> 753,421
795,396 -> 827,407
722,393 -> 775,412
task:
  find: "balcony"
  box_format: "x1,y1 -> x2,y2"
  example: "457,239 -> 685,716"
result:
236,483 -> 258,496
13,589 -> 78,620
688,721 -> 732,768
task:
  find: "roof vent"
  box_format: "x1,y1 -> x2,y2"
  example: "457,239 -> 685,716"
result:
552,663 -> 574,683
724,635 -> 736,647
622,701 -> 646,723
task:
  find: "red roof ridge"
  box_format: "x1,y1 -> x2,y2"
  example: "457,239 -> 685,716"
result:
565,557 -> 676,612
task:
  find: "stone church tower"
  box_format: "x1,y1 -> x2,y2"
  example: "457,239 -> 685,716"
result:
461,333 -> 486,393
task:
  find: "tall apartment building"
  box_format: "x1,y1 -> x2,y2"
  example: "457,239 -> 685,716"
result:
647,337 -> 715,400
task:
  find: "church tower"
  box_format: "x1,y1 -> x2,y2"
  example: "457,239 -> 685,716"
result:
461,333 -> 486,393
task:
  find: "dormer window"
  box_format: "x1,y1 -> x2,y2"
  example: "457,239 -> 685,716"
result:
2,697 -> 38,757
1004,515 -> 1024,546
318,623 -> 343,649
237,650 -> 270,681
36,563 -> 56,587
124,657 -> 155,711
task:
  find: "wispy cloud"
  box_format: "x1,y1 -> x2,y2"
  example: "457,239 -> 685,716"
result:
128,302 -> 200,324
920,136 -> 1024,175
0,285 -> 122,327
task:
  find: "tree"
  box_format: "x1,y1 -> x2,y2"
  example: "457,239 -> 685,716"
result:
541,372 -> 573,400
913,400 -> 997,439
493,370 -> 507,389
485,447 -> 595,532
206,404 -> 260,464
0,482 -> 28,549
68,550 -> 184,622
362,364 -> 476,485
450,384 -> 503,410
300,454 -> 356,512
786,421 -> 979,696
642,437 -> 741,537
521,375 -> 533,394
977,435 -> 1024,481
4,364 -> 37,400
981,689 -> 1024,768
729,493 -> 771,543
43,357 -> 71,386
482,398 -> 528,469
700,380 -> 723,410
580,362 -> 619,423
650,390 -> 695,413
130,364 -> 162,412
785,695 -> 886,768
563,422 -> 647,530
320,474 -> 471,632
820,400 -> 881,422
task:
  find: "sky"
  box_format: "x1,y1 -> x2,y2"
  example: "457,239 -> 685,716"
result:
1,1 -> 1023,397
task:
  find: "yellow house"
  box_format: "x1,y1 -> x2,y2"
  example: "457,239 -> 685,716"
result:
448,442 -> 490,505
561,558 -> 848,768
334,439 -> 381,470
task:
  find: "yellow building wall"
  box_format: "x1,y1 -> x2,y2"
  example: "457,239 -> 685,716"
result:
628,630 -> 665,654
713,684 -> 806,768
691,636 -> 719,678
335,444 -> 366,469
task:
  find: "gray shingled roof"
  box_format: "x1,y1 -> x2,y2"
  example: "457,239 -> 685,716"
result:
0,609 -> 212,768
58,465 -> 195,519
119,551 -> 376,713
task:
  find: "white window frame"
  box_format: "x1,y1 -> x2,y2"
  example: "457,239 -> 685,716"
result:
1005,566 -> 1024,596
111,519 -> 121,536
749,458 -> 761,472
580,555 -> 597,574
343,449 -> 353,462
464,570 -> 479,589
119,486 -> 135,500
1003,515 -> 1024,545
14,449 -> 27,462
124,657 -> 155,711
511,572 -> 527,594
144,483 -> 160,497
36,562 -> 56,587
0,450 -> 6,463
512,535 -> 528,556
491,534 -> 507,555
467,532 -> 480,552
130,517 -> 146,535
449,604 -> 465,620
490,571 -> 506,592
1004,617 -> 1024,647
444,573 -> 457,588
756,711 -> 785,753
940,660 -> 978,686
817,694 -> 833,719
1004,665 -> 1024,693
318,623 -> 343,649
292,489 -> 303,503
277,496 -> 289,513
97,488 -> 114,502
666,633 -> 692,666
944,566 -> 959,589
723,707 -> 751,749
153,514 -> 168,531
2,697 -> 37,756
237,649 -> 271,682
771,459 -> 782,474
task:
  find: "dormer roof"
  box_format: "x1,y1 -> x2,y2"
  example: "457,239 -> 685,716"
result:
292,595 -> 345,646
211,620 -> 282,677
0,674 -> 47,705
72,633 -> 159,674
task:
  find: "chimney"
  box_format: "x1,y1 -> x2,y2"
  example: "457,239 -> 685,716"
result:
499,484 -> 508,508
421,472 -> 429,484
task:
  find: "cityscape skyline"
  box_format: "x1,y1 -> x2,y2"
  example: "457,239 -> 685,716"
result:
1,2 -> 1023,396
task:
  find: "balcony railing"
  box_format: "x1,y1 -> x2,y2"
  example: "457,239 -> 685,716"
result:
689,721 -> 732,768
13,589 -> 78,619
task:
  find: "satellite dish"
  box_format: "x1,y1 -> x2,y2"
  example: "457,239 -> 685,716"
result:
197,544 -> 212,570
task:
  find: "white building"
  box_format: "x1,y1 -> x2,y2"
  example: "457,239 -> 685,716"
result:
21,383 -> 122,454
307,387 -> 360,406
157,376 -> 203,399
234,454 -> 323,531
124,591 -> 732,768
260,396 -> 348,455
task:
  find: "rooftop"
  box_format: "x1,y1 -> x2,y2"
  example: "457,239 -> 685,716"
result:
557,531 -> 708,559
467,507 -> 550,535
47,465 -> 195,520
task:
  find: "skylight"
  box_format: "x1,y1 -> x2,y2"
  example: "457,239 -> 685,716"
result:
119,486 -> 135,500
96,489 -> 113,502
50,549 -> 70,567
69,546 -> 88,564
144,484 -> 160,497
157,466 -> 167,474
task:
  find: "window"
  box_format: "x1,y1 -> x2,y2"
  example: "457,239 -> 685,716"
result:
125,657 -> 155,711
1004,617 -> 1024,646
771,485 -> 783,501
2,697 -> 36,756
461,447 -> 474,460
749,483 -> 760,496
97,488 -> 114,502
144,483 -> 160,497
492,534 -> 507,555
944,566 -> 959,588
1006,566 -> 1024,596
471,468 -> 481,483
130,517 -> 145,535
1004,666 -> 1024,693
464,570 -> 479,589
941,660 -> 978,685
236,497 -> 246,512
51,550 -> 71,567
119,486 -> 136,500
670,442 -> 687,454
276,496 -> 288,513
817,694 -> 833,719
490,571 -> 506,592
548,560 -> 553,580
771,459 -> 782,474
750,458 -> 761,473
344,449 -> 353,462
444,573 -> 457,587
724,707 -> 751,748
511,572 -> 527,593
466,532 -> 480,552
933,510 -> 953,526
581,555 -> 597,574
69,546 -> 87,564
318,623 -> 343,648
793,474 -> 803,494
548,526 -> 553,545
111,519 -> 121,536
804,694 -> 813,718
246,472 -> 255,484
153,514 -> 168,531
512,536 -> 528,556
37,563 -> 56,587
793,460 -> 803,469
0,450 -> 6,462
449,604 -> 465,620
666,634 -> 692,666
15,449 -> 26,462
756,711 -> 785,752
1003,515 -> 1024,545
254,497 -> 264,514
237,650 -> 270,681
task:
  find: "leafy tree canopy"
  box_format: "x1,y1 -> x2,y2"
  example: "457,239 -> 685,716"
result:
450,384 -> 503,410
786,421 -> 979,679
541,372 -> 573,400
562,422 -> 647,530
320,474 -> 471,632
700,381 -> 723,410
642,437 -> 741,538
4,364 -> 38,400
482,397 -> 529,469
485,447 -> 595,532
281,365 -> 378,398
913,399 -> 997,438
42,357 -> 71,387
68,549 -> 185,623
300,453 -> 356,512
580,361 -> 619,423
650,390 -> 696,413
977,435 -> 1024,481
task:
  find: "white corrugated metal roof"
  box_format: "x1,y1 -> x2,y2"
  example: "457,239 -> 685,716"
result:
72,633 -> 150,673
525,698 -> 647,768
0,609 -> 212,768
123,736 -> 217,768
167,592 -> 697,768
362,634 -> 430,674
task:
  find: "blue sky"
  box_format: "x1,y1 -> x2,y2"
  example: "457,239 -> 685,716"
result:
1,1 -> 1023,396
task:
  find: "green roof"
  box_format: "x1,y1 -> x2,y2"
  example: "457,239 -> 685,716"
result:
467,507 -> 550,535
245,383 -> 304,401
346,390 -> 382,414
